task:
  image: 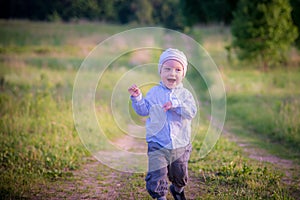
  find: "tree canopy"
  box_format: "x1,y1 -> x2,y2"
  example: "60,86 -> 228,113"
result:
1,0 -> 300,63
231,0 -> 298,69
0,0 -> 237,27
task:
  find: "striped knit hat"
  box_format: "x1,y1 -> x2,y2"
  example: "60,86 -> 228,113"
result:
158,48 -> 188,77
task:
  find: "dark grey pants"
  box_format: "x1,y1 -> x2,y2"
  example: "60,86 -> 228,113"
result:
145,142 -> 192,199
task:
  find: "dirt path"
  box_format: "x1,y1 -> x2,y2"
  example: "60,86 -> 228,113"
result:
32,157 -> 130,200
223,129 -> 300,187
32,125 -> 149,199
32,126 -> 300,199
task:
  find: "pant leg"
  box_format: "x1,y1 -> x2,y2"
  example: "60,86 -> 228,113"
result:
145,168 -> 169,199
146,142 -> 169,199
168,144 -> 192,188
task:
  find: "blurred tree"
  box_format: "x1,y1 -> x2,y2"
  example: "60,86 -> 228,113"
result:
231,0 -> 298,70
151,0 -> 186,30
60,0 -> 100,21
116,0 -> 134,24
132,0 -> 153,24
0,0 -> 55,20
0,0 -> 238,27
290,0 -> 300,49
183,0 -> 238,25
97,0 -> 118,22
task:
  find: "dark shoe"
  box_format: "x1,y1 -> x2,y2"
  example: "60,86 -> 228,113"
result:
170,185 -> 186,200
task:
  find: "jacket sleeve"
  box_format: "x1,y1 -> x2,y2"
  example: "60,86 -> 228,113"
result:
170,89 -> 197,119
131,94 -> 150,116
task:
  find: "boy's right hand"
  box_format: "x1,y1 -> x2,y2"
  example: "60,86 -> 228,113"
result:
128,84 -> 141,97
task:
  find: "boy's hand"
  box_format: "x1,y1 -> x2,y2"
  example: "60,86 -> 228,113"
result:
128,84 -> 141,97
162,101 -> 172,112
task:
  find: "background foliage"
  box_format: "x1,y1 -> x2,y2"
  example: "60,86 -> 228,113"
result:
0,0 -> 237,26
231,0 -> 298,70
1,0 -> 299,67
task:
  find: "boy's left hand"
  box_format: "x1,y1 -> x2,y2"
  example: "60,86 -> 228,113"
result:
162,101 -> 172,112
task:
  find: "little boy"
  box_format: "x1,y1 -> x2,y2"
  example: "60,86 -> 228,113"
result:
128,48 -> 197,200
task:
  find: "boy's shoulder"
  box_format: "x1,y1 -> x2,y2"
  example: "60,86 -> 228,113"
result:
147,84 -> 164,94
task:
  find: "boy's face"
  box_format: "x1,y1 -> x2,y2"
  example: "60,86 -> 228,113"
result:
160,59 -> 184,89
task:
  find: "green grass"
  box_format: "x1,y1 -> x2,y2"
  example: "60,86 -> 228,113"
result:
0,65 -> 87,198
190,134 -> 293,199
0,20 -> 128,46
224,68 -> 300,158
0,20 -> 299,199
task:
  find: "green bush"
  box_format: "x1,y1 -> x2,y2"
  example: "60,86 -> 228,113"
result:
231,0 -> 298,69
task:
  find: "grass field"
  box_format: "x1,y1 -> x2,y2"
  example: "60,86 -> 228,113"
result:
0,20 -> 300,199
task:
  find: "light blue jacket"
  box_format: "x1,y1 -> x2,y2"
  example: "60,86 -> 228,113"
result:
131,82 -> 197,149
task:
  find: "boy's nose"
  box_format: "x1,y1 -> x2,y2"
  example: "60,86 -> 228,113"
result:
170,69 -> 176,75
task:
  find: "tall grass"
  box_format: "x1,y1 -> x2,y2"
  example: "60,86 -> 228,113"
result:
224,68 -> 300,154
276,98 -> 300,147
0,64 -> 87,198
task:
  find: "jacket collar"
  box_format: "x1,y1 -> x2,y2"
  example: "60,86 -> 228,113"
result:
159,81 -> 183,90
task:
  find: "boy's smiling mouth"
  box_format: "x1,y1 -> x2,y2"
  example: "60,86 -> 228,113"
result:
167,78 -> 176,83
